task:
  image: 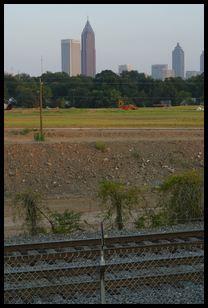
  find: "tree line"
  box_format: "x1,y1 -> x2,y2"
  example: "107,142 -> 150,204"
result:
4,70 -> 204,108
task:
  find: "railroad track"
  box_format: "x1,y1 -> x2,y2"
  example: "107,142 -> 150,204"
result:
5,230 -> 204,265
5,229 -> 204,254
4,230 -> 204,304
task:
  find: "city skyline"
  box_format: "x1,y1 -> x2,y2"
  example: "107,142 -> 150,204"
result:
4,4 -> 204,76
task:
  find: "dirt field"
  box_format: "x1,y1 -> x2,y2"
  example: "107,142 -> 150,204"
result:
4,128 -> 204,237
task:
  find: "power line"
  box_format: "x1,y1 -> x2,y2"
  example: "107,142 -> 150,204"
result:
51,96 -> 202,99
4,80 -> 204,84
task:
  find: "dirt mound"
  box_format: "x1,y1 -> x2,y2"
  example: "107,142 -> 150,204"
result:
4,135 -> 204,197
4,129 -> 204,236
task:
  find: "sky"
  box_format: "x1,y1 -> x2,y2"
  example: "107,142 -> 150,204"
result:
4,4 -> 204,77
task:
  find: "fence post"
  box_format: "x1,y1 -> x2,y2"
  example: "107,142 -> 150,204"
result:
100,222 -> 106,304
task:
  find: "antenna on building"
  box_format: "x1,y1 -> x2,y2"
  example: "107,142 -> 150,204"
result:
87,15 -> 89,21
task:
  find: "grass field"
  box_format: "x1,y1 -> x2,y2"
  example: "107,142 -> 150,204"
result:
4,106 -> 204,128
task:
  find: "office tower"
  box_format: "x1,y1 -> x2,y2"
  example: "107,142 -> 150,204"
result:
200,51 -> 204,73
164,69 -> 175,79
118,64 -> 133,74
186,71 -> 201,79
172,43 -> 184,78
151,64 -> 168,80
81,19 -> 96,77
61,39 -> 81,76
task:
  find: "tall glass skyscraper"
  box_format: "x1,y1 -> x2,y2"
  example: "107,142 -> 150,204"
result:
172,43 -> 184,79
81,19 -> 96,77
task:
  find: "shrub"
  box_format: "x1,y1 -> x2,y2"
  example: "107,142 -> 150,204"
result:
134,215 -> 146,229
12,190 -> 48,235
10,130 -> 20,135
150,211 -> 170,228
20,128 -> 31,135
98,180 -> 140,230
159,170 -> 203,224
34,132 -> 45,141
95,141 -> 106,152
132,150 -> 140,160
50,210 -> 81,234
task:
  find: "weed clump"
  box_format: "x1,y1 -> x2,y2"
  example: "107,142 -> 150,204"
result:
95,141 -> 107,152
34,132 -> 45,141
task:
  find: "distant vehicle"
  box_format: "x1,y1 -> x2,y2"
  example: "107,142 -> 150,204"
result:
4,97 -> 17,110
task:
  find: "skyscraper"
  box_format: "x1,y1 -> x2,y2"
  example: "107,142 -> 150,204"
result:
172,43 -> 184,78
151,65 -> 174,80
200,51 -> 204,73
186,71 -> 200,79
61,39 -> 81,76
81,19 -> 96,77
118,64 -> 133,75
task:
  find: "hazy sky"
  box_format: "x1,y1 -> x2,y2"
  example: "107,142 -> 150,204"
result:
4,4 -> 204,76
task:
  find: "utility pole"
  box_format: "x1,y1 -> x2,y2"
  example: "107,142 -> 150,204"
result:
72,89 -> 75,106
39,78 -> 43,136
41,56 -> 43,75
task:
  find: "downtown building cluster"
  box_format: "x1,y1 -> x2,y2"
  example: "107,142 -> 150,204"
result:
151,43 -> 204,81
61,21 -> 204,81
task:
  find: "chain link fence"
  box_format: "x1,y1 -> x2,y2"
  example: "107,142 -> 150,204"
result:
104,245 -> 204,304
4,234 -> 204,304
5,250 -> 101,304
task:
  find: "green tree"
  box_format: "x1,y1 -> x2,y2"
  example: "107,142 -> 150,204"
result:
4,84 -> 9,99
4,73 -> 19,99
4,69 -> 204,108
15,85 -> 38,107
98,181 -> 140,230
176,90 -> 193,104
95,70 -> 120,90
186,73 -> 204,102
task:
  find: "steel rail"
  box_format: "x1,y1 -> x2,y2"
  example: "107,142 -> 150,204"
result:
4,230 -> 204,254
4,239 -> 204,267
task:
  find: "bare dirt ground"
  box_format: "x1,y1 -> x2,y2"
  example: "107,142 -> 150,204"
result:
4,128 -> 204,237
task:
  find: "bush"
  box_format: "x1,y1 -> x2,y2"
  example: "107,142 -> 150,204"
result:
159,170 -> 203,224
98,180 -> 140,230
50,210 -> 81,234
150,211 -> 170,228
34,132 -> 45,141
132,150 -> 140,160
20,128 -> 31,135
95,141 -> 106,152
12,190 -> 48,235
134,216 -> 146,229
